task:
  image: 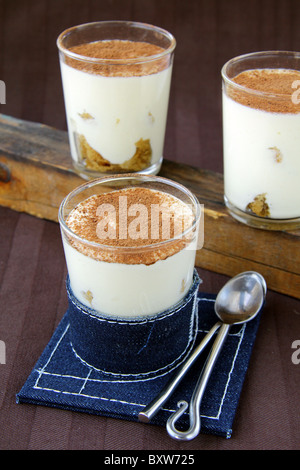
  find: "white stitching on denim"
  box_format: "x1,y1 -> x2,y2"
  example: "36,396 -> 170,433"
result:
79,368 -> 92,394
31,297 -> 246,421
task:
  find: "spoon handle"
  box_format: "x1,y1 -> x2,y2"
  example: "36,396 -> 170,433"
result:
138,321 -> 221,423
166,323 -> 230,441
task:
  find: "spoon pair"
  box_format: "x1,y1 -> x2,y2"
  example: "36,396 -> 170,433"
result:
138,271 -> 267,441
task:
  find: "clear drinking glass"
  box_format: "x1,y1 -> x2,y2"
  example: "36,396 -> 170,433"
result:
222,51 -> 300,230
58,175 -> 201,318
57,21 -> 176,179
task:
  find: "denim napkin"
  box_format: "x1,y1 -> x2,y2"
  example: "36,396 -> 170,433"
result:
16,271 -> 262,439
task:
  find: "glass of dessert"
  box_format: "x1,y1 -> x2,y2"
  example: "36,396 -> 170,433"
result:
222,51 -> 300,230
58,175 -> 201,318
57,21 -> 176,179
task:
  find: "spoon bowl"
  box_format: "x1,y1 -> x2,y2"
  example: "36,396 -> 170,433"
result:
214,271 -> 266,325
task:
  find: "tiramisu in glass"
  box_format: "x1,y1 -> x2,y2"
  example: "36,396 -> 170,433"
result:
222,51 -> 300,230
59,175 -> 201,318
57,21 -> 175,179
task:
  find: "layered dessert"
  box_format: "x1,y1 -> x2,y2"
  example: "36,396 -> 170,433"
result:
223,68 -> 300,219
59,40 -> 173,175
62,186 -> 197,318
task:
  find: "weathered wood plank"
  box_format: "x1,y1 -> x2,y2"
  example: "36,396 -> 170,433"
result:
0,113 -> 299,300
0,113 -> 82,220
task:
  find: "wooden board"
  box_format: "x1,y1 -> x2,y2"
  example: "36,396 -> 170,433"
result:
0,113 -> 299,299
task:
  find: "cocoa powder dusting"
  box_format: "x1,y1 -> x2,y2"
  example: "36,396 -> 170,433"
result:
65,40 -> 168,77
66,187 -> 195,265
228,69 -> 300,113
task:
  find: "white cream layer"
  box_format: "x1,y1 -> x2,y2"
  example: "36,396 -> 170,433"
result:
63,237 -> 196,318
60,61 -> 172,165
223,92 -> 300,219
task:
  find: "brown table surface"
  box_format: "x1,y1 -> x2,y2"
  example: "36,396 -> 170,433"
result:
0,0 -> 299,451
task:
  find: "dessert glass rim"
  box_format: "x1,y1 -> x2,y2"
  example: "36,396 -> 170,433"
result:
221,50 -> 300,100
58,174 -> 201,253
56,20 -> 176,66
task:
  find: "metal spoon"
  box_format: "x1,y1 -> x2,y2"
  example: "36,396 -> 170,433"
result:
166,270 -> 266,441
138,272 -> 266,427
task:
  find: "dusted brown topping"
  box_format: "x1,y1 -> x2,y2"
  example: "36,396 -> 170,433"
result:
71,40 -> 164,60
77,134 -> 152,172
65,39 -> 169,77
66,187 -> 195,265
227,69 -> 300,113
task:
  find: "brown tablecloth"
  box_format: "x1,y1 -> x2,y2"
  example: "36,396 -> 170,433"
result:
0,0 -> 299,450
